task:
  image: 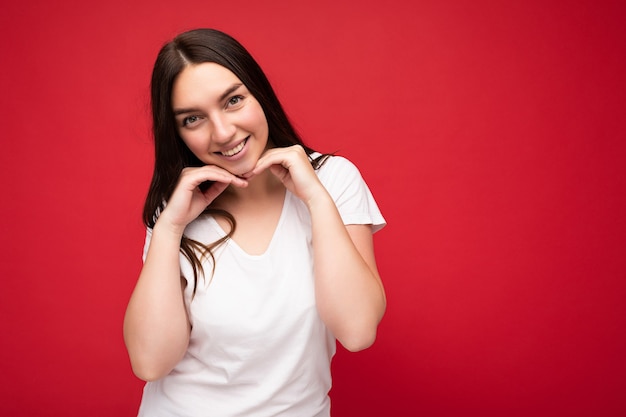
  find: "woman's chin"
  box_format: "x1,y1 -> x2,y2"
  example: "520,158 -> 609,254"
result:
223,162 -> 255,178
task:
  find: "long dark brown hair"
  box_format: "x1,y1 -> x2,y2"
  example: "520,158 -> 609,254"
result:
143,28 -> 327,295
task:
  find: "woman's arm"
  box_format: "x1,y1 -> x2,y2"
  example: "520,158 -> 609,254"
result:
308,194 -> 386,351
247,146 -> 386,351
123,222 -> 191,381
123,166 -> 248,381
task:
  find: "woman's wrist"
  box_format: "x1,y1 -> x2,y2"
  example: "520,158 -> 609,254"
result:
305,188 -> 336,216
153,216 -> 186,241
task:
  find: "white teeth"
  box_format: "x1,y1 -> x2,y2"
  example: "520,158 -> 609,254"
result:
221,140 -> 246,157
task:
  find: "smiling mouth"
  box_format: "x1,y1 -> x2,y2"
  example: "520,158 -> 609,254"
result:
219,137 -> 248,157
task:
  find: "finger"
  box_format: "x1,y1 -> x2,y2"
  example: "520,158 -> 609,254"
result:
182,165 -> 249,188
269,164 -> 289,181
248,150 -> 292,176
202,180 -> 230,202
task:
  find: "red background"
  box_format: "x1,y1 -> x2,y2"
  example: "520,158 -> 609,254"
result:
1,0 -> 625,415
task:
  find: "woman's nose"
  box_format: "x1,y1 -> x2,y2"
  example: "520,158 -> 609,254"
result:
210,113 -> 236,142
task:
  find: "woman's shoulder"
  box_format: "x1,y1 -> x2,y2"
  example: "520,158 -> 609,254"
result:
312,152 -> 361,178
311,153 -> 368,198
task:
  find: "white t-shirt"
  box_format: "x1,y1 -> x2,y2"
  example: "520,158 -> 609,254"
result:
137,155 -> 385,417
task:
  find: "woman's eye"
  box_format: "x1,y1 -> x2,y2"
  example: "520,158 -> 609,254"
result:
183,115 -> 199,126
227,95 -> 243,107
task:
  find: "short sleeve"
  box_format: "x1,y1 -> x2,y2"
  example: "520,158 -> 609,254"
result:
316,156 -> 386,233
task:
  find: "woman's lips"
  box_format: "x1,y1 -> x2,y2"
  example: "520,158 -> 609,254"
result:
218,137 -> 249,157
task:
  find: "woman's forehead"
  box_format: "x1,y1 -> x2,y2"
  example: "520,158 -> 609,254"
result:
172,63 -> 244,106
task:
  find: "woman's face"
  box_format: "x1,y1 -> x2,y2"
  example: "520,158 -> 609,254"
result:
171,62 -> 269,176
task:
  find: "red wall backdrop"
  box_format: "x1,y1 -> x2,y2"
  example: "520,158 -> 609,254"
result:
1,0 -> 625,415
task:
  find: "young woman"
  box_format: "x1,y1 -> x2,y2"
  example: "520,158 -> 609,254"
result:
124,28 -> 386,416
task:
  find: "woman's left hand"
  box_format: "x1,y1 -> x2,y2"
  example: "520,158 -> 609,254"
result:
247,145 -> 385,351
244,145 -> 325,205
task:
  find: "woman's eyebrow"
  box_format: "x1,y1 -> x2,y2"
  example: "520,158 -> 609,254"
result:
219,83 -> 243,101
173,83 -> 244,116
173,107 -> 198,116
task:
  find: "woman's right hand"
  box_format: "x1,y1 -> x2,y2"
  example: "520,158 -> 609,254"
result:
158,165 -> 248,233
